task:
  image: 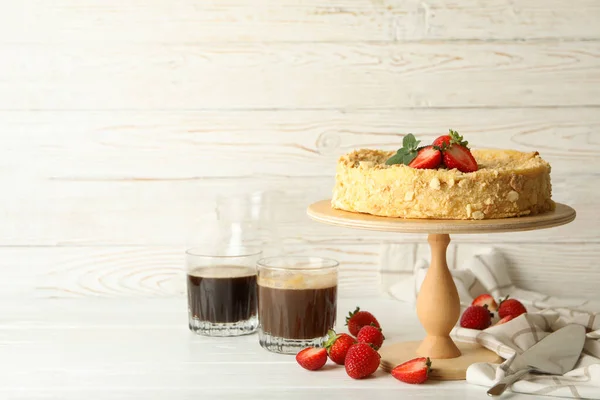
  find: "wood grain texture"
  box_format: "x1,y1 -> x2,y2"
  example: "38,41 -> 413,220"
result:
2,242 -> 599,300
2,0 -> 599,43
0,298 -> 516,399
1,109 -> 597,246
1,177 -> 597,246
3,108 -> 600,177
1,42 -> 598,109
0,245 -> 380,299
381,243 -> 600,300
457,244 -> 600,301
307,201 -> 576,234
2,0 -> 599,301
379,341 -> 502,380
0,388 -> 495,400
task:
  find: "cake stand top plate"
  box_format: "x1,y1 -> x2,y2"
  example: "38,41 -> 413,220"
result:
307,200 -> 575,234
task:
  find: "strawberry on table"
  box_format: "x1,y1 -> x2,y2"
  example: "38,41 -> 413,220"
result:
472,294 -> 498,313
344,343 -> 381,379
345,307 -> 380,337
296,347 -> 328,371
498,297 -> 527,319
324,329 -> 356,365
460,305 -> 492,330
407,145 -> 442,170
493,315 -> 516,326
391,357 -> 432,384
356,324 -> 385,350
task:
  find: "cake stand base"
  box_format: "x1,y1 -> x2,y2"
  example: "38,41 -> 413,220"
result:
307,200 -> 576,381
379,341 -> 502,380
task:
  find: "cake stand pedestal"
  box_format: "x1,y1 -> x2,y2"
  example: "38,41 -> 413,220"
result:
307,200 -> 576,380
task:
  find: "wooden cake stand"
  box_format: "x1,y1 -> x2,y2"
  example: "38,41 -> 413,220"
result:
307,200 -> 576,380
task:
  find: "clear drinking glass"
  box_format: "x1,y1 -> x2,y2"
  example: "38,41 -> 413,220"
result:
214,191 -> 284,257
257,256 -> 339,354
186,246 -> 261,337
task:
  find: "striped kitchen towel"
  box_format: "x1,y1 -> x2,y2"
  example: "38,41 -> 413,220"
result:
388,248 -> 600,399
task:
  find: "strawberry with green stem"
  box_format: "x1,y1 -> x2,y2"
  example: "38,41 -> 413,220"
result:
345,307 -> 380,337
387,131 -> 477,172
435,129 -> 478,173
324,329 -> 356,365
498,296 -> 527,319
356,323 -> 385,350
432,129 -> 469,150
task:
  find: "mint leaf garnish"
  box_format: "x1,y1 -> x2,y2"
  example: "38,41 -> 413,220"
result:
385,149 -> 418,166
403,134 -> 420,150
386,134 -> 421,166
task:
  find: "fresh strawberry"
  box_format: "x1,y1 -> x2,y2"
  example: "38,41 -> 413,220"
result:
296,347 -> 327,371
324,329 -> 356,365
459,305 -> 492,330
356,324 -> 385,350
432,129 -> 469,150
432,135 -> 451,148
407,146 -> 442,169
391,357 -> 432,384
472,294 -> 498,313
494,315 -> 515,326
434,129 -> 478,172
443,144 -> 478,173
344,343 -> 381,379
345,307 -> 380,337
498,297 -> 527,319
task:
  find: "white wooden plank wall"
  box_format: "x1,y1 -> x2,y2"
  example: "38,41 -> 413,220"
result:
1,1 -> 599,300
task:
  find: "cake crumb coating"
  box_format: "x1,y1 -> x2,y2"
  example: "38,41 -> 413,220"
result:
331,149 -> 555,220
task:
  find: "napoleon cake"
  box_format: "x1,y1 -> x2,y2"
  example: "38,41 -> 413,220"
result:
331,130 -> 554,220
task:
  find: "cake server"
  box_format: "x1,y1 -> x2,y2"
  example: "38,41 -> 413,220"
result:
487,323 -> 586,397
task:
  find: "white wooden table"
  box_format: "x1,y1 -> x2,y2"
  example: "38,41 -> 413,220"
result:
0,297 -> 536,399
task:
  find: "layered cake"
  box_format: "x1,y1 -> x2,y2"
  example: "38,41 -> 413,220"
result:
331,131 -> 554,220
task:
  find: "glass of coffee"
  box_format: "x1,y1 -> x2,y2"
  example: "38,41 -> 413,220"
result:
186,247 -> 261,337
257,256 -> 338,354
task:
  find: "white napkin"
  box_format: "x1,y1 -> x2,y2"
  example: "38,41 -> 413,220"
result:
388,248 -> 600,399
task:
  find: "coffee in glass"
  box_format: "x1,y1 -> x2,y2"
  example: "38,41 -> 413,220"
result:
257,256 -> 338,354
186,247 -> 261,336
